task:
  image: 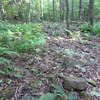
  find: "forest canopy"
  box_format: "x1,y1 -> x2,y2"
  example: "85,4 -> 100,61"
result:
0,0 -> 100,23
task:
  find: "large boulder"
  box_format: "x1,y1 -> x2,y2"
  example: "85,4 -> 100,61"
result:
63,76 -> 87,91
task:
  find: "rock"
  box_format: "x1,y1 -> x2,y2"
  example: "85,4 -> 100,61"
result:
63,76 -> 87,91
0,86 -> 16,99
62,57 -> 75,71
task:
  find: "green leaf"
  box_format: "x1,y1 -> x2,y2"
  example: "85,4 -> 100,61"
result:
52,83 -> 67,97
68,93 -> 76,100
35,48 -> 41,53
15,73 -> 24,78
7,79 -> 12,85
86,78 -> 96,86
22,93 -> 39,100
0,80 -> 3,85
39,93 -> 55,100
0,57 -> 10,65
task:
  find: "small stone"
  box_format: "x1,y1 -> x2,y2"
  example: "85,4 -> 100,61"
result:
62,57 -> 75,68
63,76 -> 87,91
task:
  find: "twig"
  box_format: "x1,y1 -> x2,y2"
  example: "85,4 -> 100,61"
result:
15,87 -> 18,100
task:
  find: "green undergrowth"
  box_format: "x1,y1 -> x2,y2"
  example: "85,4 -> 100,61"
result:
21,83 -> 76,100
79,22 -> 100,37
0,21 -> 45,52
0,21 -> 45,76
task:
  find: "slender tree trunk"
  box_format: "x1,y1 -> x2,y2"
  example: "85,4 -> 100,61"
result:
0,0 -> 6,21
83,0 -> 88,21
53,0 -> 55,21
71,0 -> 74,21
48,0 -> 50,20
28,0 -> 32,22
60,0 -> 64,22
66,0 -> 69,27
18,0 -> 23,20
83,2 -> 86,20
40,0 -> 44,20
89,0 -> 94,26
0,0 -> 2,20
62,0 -> 64,21
87,8 -> 89,21
79,0 -> 82,20
60,0 -> 62,21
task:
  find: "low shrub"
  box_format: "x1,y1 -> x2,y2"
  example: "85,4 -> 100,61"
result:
79,22 -> 91,32
0,21 -> 45,53
0,21 -> 45,71
92,23 -> 100,36
79,22 -> 100,36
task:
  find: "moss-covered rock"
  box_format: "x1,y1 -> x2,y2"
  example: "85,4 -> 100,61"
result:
63,76 -> 87,91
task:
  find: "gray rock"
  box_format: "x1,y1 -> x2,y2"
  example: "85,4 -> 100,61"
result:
62,57 -> 75,69
63,76 -> 87,91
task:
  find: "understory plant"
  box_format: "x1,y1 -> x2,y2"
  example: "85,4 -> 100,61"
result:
79,22 -> 100,36
0,21 -> 45,53
0,21 -> 45,75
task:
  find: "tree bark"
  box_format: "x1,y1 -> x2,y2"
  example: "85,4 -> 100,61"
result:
0,0 -> 6,21
53,0 -> 55,21
60,0 -> 64,22
79,0 -> 82,20
40,0 -> 44,20
89,0 -> 94,26
28,0 -> 33,22
66,0 -> 69,27
48,0 -> 50,20
18,0 -> 23,20
71,0 -> 74,21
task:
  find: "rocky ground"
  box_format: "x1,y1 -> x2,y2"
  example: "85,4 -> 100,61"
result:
0,23 -> 100,100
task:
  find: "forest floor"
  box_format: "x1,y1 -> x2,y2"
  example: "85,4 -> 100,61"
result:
0,22 -> 100,100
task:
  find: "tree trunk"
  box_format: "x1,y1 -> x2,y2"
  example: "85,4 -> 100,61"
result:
66,0 -> 69,27
71,0 -> 74,21
48,0 -> 50,20
83,1 -> 86,20
83,0 -> 88,21
18,0 -> 23,20
0,0 -> 6,21
89,0 -> 94,26
40,0 -> 44,20
79,0 -> 82,20
53,0 -> 55,21
28,0 -> 33,22
60,0 -> 64,22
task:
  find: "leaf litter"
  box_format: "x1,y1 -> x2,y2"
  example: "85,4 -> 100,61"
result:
0,23 -> 100,100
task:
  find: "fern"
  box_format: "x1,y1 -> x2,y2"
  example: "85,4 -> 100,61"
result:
92,23 -> 100,36
0,21 -> 45,53
0,57 -> 11,65
79,22 -> 91,32
0,47 -> 19,57
39,93 -> 55,100
80,22 -> 100,36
